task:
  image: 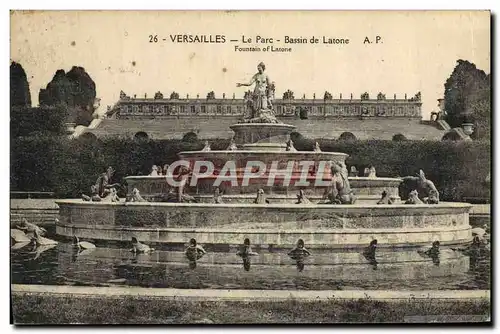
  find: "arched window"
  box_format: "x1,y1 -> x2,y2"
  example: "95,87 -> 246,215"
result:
338,132 -> 357,141
392,133 -> 407,141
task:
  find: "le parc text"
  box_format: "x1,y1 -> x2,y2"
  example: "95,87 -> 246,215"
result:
241,35 -> 350,44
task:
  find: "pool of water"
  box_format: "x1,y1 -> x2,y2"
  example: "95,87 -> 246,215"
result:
10,235 -> 490,291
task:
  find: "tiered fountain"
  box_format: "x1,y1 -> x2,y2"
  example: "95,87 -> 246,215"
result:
55,68 -> 472,249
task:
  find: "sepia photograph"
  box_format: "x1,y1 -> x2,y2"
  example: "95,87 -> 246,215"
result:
8,9 -> 491,325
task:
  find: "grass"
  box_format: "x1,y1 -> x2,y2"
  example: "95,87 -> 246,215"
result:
11,294 -> 490,324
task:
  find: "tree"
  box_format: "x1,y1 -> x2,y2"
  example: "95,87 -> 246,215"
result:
467,76 -> 491,140
323,91 -> 333,101
39,66 -> 97,127
10,105 -> 69,138
10,62 -> 31,107
444,59 -> 490,137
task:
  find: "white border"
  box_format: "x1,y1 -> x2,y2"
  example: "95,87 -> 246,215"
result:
2,1 -> 498,333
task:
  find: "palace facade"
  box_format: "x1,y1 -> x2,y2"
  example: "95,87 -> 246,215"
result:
80,91 -> 450,141
108,91 -> 423,120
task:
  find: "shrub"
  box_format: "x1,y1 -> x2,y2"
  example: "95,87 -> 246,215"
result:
10,136 -> 491,202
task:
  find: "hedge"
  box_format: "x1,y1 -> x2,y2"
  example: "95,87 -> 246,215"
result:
10,136 -> 491,202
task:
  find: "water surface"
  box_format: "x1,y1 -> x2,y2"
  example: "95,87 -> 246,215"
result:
11,238 -> 490,291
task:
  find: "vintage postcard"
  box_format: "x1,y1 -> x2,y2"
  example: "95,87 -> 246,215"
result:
9,10 -> 491,325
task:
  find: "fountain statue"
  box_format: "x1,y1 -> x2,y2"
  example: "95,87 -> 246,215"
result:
175,166 -> 197,203
253,189 -> 270,204
349,166 -> 358,177
295,190 -> 312,204
201,141 -> 211,152
213,187 -> 223,204
82,166 -> 121,202
227,137 -> 238,151
377,190 -> 395,205
236,62 -> 281,124
127,188 -> 147,202
313,142 -> 322,152
149,165 -> 159,176
286,139 -> 297,152
56,67 -> 473,249
405,190 -> 424,204
323,161 -> 357,204
368,166 -> 377,178
402,169 -> 440,204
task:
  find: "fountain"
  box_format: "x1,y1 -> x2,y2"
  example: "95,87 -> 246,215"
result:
55,63 -> 473,249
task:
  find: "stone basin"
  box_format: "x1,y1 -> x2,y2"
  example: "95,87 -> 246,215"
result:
177,150 -> 349,172
56,200 -> 472,249
229,123 -> 296,151
124,175 -> 403,204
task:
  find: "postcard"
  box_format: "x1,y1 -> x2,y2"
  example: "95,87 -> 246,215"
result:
10,10 -> 491,325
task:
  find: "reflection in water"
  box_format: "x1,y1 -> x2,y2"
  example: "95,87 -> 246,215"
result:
288,239 -> 311,272
71,247 -> 96,263
362,240 -> 378,270
242,257 -> 251,271
431,254 -> 440,266
295,258 -> 305,272
418,241 -> 441,266
452,236 -> 491,289
237,238 -> 259,271
9,240 -> 490,291
11,242 -> 30,251
362,253 -> 378,270
30,244 -> 57,260
237,238 -> 259,257
189,260 -> 197,269
185,238 -> 206,270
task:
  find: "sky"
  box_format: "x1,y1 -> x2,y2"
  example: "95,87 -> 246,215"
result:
10,10 -> 490,119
